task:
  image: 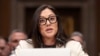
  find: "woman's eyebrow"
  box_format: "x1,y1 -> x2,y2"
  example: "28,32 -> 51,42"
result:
49,14 -> 55,16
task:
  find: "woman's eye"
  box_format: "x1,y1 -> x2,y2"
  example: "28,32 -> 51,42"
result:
39,19 -> 45,23
50,17 -> 56,21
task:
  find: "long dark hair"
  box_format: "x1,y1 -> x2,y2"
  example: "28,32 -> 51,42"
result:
29,4 -> 68,48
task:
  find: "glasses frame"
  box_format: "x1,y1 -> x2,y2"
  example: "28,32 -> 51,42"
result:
39,15 -> 57,25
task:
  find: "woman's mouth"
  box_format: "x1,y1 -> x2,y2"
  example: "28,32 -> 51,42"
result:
46,28 -> 53,33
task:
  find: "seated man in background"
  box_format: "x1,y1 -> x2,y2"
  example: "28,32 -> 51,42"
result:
8,30 -> 28,50
8,30 -> 28,56
70,31 -> 88,53
70,31 -> 84,44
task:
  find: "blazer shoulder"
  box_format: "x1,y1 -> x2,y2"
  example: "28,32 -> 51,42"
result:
65,40 -> 89,56
18,39 -> 33,48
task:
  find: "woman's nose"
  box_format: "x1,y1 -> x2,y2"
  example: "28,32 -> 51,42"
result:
46,20 -> 51,25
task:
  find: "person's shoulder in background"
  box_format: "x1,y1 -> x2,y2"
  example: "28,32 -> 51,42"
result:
66,40 -> 89,56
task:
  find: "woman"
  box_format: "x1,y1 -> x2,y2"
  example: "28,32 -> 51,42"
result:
14,4 -> 88,56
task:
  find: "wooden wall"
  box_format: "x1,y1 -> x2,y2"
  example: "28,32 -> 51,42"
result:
96,0 -> 100,54
0,0 -> 11,38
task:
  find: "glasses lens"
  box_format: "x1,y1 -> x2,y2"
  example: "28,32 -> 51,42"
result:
49,16 -> 57,24
39,19 -> 46,25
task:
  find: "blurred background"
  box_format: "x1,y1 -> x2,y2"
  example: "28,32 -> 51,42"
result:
0,0 -> 100,56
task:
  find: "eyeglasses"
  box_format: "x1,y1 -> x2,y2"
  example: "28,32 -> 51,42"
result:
39,15 -> 57,25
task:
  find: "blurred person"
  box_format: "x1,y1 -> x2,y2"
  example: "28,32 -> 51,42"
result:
70,31 -> 88,53
8,30 -> 28,56
70,31 -> 84,44
0,36 -> 7,56
8,30 -> 28,50
14,4 -> 88,56
2,43 -> 12,56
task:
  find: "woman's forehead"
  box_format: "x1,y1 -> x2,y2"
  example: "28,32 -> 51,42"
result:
40,8 -> 56,17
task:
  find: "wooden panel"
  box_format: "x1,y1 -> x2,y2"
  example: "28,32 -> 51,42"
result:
96,0 -> 100,55
0,0 -> 11,38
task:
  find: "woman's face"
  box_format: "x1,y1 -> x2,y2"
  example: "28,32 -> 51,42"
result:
39,8 -> 58,39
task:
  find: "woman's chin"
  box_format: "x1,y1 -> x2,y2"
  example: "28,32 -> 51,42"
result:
45,34 -> 55,38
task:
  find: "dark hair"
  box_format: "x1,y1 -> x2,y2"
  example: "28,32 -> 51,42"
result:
29,4 -> 68,48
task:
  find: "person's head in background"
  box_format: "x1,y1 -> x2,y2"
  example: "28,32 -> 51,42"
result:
30,4 -> 68,48
0,36 -> 6,56
70,31 -> 88,53
70,31 -> 84,44
8,30 -> 27,50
